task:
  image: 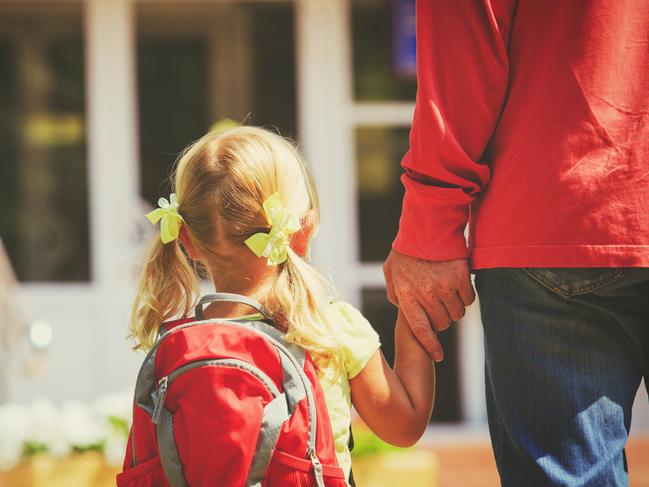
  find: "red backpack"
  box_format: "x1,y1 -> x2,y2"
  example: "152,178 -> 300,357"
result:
117,293 -> 347,487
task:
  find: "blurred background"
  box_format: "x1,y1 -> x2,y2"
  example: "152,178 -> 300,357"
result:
0,0 -> 647,485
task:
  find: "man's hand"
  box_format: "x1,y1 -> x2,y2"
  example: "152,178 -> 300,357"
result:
383,249 -> 475,362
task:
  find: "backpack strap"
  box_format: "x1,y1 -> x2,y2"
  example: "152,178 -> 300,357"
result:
156,408 -> 187,487
230,321 -> 324,487
194,293 -> 273,321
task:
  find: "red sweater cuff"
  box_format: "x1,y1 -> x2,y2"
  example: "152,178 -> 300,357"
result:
393,174 -> 471,261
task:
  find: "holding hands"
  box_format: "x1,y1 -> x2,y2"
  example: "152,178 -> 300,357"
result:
383,249 -> 475,362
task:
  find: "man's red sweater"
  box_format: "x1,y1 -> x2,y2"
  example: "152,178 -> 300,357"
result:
393,0 -> 649,269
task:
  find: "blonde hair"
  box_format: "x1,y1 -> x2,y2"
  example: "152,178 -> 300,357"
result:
129,126 -> 343,372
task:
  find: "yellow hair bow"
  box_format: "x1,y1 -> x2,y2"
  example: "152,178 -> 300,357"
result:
146,193 -> 184,244
245,192 -> 301,265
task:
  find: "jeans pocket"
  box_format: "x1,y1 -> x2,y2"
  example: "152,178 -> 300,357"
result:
522,268 -> 625,298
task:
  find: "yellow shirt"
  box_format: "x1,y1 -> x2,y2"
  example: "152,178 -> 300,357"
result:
319,302 -> 381,483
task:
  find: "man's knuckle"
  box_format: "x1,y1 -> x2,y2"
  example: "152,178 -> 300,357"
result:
424,286 -> 438,297
411,321 -> 425,332
401,280 -> 416,291
411,321 -> 430,335
401,296 -> 417,308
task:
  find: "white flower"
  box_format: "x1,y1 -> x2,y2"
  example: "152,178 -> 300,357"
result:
0,390 -> 134,469
103,431 -> 127,467
60,400 -> 107,450
94,390 -> 132,466
0,404 -> 30,470
29,398 -> 70,458
94,390 -> 133,426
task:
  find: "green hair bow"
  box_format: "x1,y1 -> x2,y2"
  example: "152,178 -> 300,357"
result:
245,192 -> 301,265
146,193 -> 184,244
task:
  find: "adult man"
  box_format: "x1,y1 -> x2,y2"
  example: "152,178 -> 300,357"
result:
384,1 -> 649,485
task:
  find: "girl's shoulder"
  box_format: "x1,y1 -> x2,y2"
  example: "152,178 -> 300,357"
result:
324,301 -> 376,335
324,301 -> 381,379
324,300 -> 365,324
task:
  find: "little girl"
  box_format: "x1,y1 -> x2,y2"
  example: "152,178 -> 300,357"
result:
130,126 -> 434,485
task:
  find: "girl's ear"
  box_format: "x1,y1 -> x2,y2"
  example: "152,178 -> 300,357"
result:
178,225 -> 202,260
291,210 -> 316,258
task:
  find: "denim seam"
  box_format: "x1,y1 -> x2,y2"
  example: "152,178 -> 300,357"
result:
493,403 -> 504,465
521,268 -> 626,298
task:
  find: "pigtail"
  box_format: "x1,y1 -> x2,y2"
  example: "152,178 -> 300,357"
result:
271,248 -> 345,376
129,236 -> 200,351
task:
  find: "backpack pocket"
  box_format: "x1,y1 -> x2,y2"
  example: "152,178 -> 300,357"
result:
264,450 -> 347,487
116,455 -> 168,487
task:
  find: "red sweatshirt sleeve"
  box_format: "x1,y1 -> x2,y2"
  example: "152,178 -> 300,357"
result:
393,0 -> 517,260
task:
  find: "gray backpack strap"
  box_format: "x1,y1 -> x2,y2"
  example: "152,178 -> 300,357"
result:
247,392 -> 290,486
230,320 -> 323,487
245,320 -> 306,369
194,293 -> 273,320
157,409 -> 188,487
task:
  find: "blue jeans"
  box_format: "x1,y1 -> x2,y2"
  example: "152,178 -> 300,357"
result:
475,268 -> 649,486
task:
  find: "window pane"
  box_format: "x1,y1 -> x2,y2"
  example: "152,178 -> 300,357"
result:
352,0 -> 417,101
137,2 -> 296,204
356,126 -> 408,262
362,288 -> 461,423
0,4 -> 89,282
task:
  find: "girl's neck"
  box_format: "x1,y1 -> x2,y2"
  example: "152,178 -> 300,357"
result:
202,262 -> 277,319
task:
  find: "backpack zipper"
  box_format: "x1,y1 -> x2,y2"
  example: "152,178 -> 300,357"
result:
307,446 -> 325,487
151,376 -> 168,424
